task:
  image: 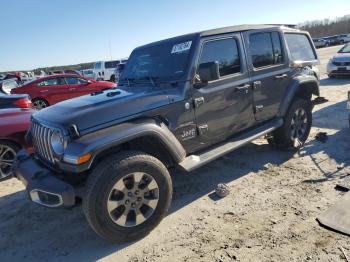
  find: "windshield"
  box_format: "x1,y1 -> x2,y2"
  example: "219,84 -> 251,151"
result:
339,44 -> 350,53
121,37 -> 194,82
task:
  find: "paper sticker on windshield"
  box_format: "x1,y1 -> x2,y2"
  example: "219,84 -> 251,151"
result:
171,41 -> 192,54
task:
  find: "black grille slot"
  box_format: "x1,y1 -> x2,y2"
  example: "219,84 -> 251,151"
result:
334,61 -> 350,66
32,122 -> 55,163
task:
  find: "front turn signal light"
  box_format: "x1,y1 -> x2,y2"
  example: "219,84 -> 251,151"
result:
76,153 -> 92,164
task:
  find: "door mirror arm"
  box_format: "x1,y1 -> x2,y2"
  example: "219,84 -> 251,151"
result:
193,74 -> 207,89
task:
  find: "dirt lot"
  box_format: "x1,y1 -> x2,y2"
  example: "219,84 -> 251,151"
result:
1,45 -> 350,262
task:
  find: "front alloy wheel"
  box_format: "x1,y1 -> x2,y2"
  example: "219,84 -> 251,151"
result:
107,172 -> 159,227
83,151 -> 172,242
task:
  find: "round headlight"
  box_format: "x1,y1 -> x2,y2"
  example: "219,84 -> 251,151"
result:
51,131 -> 65,155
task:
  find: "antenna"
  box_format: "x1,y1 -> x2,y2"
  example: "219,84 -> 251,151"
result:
108,37 -> 112,60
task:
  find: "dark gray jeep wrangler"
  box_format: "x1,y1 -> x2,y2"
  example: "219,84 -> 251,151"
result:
13,25 -> 320,242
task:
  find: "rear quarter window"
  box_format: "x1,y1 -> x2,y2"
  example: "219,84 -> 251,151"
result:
285,33 -> 317,61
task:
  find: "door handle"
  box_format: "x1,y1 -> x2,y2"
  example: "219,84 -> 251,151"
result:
274,74 -> 288,80
69,88 -> 76,91
253,81 -> 262,89
234,84 -> 251,93
40,90 -> 48,93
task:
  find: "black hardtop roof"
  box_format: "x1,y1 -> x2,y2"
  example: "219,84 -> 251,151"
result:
135,24 -> 300,50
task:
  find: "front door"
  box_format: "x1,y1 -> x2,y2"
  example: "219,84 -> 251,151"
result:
243,30 -> 291,121
192,34 -> 255,147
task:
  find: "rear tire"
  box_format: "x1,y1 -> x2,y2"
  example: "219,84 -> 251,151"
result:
268,98 -> 312,150
32,98 -> 49,110
83,151 -> 172,243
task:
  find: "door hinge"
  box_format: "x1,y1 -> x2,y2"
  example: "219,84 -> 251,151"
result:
194,97 -> 205,108
198,124 -> 209,135
253,81 -> 262,89
255,105 -> 264,113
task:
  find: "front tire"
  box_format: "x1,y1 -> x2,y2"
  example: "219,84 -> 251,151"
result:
268,98 -> 312,150
0,141 -> 20,180
83,151 -> 172,243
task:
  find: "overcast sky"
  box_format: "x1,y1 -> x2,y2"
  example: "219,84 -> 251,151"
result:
1,0 -> 349,71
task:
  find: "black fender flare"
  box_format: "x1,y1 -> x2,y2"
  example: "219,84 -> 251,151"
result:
277,75 -> 319,117
61,118 -> 186,172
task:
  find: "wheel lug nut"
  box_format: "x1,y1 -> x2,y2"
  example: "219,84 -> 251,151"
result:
135,190 -> 139,195
128,192 -> 133,197
131,203 -> 136,208
125,200 -> 130,205
137,197 -> 142,202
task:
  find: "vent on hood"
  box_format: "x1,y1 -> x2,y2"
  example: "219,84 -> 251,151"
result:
106,91 -> 121,97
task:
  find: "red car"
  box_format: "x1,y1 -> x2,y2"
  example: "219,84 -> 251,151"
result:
0,108 -> 34,180
11,74 -> 115,109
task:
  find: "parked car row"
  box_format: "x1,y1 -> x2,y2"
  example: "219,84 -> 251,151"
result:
313,34 -> 350,48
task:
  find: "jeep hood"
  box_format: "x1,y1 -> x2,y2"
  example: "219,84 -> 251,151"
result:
33,86 -> 171,133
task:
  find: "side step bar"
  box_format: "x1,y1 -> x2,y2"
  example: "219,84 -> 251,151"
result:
179,118 -> 284,172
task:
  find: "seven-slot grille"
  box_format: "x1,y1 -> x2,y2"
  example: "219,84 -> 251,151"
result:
31,122 -> 55,163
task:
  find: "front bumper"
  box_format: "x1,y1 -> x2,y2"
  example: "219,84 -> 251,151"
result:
327,64 -> 350,76
12,150 -> 75,208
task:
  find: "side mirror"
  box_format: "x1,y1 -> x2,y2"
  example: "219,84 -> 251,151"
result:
194,61 -> 220,88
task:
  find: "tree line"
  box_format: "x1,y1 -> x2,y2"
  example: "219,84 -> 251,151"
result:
299,14 -> 350,38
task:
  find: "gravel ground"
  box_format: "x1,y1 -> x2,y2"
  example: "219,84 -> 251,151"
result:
1,45 -> 350,262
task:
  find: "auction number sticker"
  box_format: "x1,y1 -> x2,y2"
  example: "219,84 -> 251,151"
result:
171,41 -> 192,54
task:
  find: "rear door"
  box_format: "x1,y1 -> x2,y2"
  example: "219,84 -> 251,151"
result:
94,62 -> 102,80
192,34 -> 255,146
243,30 -> 290,121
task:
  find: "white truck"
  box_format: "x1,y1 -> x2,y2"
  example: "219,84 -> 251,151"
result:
93,59 -> 128,82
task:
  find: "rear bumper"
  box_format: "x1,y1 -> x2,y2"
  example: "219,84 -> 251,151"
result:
12,150 -> 75,208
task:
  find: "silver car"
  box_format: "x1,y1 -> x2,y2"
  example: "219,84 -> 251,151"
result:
327,44 -> 350,77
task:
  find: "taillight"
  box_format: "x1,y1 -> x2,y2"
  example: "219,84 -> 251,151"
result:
14,98 -> 33,108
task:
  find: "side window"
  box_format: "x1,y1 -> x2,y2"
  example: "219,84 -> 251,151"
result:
249,32 -> 284,68
94,62 -> 101,70
37,78 -> 64,87
285,33 -> 317,61
105,61 -> 119,69
77,78 -> 88,84
199,38 -> 241,77
65,77 -> 79,85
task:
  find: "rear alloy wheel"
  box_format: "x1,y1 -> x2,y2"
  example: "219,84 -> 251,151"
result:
83,151 -> 172,242
290,108 -> 308,142
32,98 -> 49,110
0,142 -> 19,180
268,98 -> 312,150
